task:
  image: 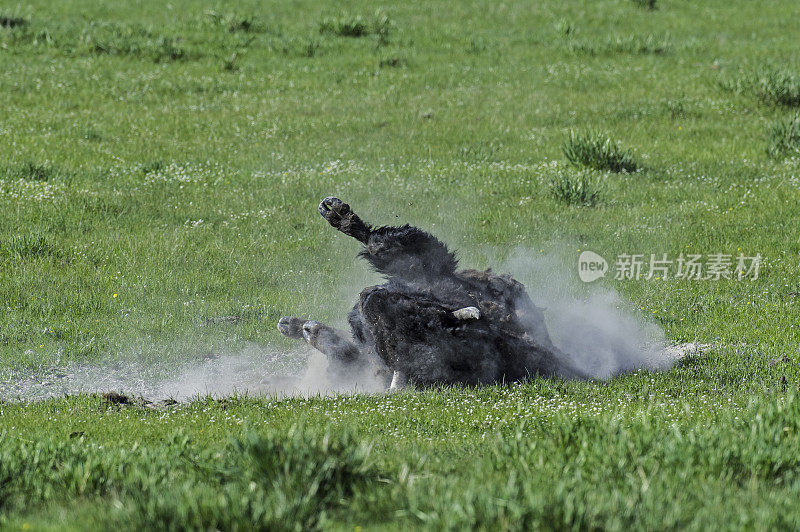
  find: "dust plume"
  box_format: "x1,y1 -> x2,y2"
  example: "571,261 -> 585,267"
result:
0,241 -> 689,403
0,344 -> 387,403
502,247 -> 679,378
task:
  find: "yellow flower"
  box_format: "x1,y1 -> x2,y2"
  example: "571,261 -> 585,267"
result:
113,293 -> 118,298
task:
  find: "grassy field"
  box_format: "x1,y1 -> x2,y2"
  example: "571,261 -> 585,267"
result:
2,0 -> 800,528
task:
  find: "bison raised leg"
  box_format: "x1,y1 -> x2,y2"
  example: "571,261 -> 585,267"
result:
318,196 -> 459,282
278,316 -> 365,371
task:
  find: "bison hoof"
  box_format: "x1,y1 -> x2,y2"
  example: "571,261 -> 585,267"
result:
278,316 -> 308,339
318,197 -> 352,228
302,320 -> 325,343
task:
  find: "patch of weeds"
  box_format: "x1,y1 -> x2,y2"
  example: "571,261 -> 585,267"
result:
570,33 -> 669,55
758,69 -> 800,106
549,171 -> 602,207
722,67 -> 800,107
562,131 -> 638,173
0,15 -> 28,28
320,16 -> 363,37
752,67 -> 800,107
81,22 -> 187,62
129,427 -> 379,529
766,113 -> 800,158
204,11 -> 266,33
632,0 -> 658,10
319,12 -> 392,44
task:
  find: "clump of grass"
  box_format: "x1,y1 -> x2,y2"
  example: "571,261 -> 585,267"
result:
319,12 -> 392,43
549,171 -> 602,206
0,15 -> 28,28
81,22 -> 187,62
723,67 -> 800,107
320,16 -> 366,37
562,131 -> 638,173
569,33 -> 669,55
204,11 -> 266,33
632,0 -> 658,10
754,68 -> 800,106
766,113 -> 800,158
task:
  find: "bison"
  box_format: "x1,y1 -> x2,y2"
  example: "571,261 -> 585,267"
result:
278,197 -> 585,391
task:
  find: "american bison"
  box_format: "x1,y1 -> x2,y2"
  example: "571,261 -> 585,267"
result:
278,197 -> 585,390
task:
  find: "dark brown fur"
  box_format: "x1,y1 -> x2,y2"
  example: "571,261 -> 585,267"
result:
278,197 -> 585,388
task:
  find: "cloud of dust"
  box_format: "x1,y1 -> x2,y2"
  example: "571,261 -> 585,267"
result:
0,343 -> 387,403
0,235 -> 683,403
501,247 -> 676,378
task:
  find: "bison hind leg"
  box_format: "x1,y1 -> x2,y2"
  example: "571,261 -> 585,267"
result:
279,317 -> 363,364
277,316 -> 308,339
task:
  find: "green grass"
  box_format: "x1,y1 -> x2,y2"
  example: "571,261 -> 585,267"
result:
723,66 -> 800,107
549,169 -> 602,206
632,0 -> 658,10
562,130 -> 639,172
767,113 -> 800,158
2,0 -> 800,528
